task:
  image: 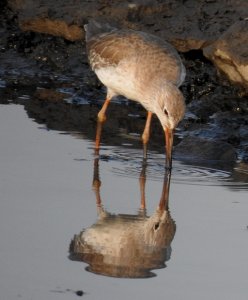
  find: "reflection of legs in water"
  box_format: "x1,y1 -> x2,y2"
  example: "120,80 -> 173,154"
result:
158,168 -> 171,211
93,154 -> 149,216
92,156 -> 102,211
139,159 -> 172,213
139,158 -> 147,211
92,154 -> 172,214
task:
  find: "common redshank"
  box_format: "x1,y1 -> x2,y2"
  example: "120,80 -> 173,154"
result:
85,20 -> 186,168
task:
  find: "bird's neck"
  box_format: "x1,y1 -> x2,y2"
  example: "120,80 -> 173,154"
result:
138,78 -> 170,112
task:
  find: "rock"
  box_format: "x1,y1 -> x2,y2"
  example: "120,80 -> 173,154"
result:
6,0 -> 248,52
20,18 -> 84,41
174,136 -> 237,163
203,20 -> 248,90
34,88 -> 67,102
232,162 -> 248,182
171,37 -> 208,53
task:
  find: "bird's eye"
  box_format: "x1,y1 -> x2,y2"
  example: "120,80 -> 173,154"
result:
154,222 -> 160,230
163,109 -> 169,116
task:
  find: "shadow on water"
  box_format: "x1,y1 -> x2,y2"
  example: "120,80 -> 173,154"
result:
69,158 -> 176,278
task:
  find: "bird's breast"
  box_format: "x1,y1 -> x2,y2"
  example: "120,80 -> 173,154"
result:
95,65 -> 144,101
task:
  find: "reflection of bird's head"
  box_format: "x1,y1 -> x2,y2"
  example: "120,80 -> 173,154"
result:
143,209 -> 176,247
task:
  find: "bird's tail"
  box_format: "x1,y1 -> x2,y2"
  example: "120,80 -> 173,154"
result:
84,19 -> 116,41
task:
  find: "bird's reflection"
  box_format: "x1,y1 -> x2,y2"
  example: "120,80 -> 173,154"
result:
69,157 -> 176,278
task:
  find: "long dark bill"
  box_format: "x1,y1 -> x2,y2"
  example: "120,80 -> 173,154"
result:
164,127 -> 174,170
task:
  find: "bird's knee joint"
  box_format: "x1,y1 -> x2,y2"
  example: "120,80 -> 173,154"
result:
97,113 -> 107,123
142,133 -> 149,145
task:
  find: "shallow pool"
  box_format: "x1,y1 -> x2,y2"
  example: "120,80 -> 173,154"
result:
0,104 -> 248,300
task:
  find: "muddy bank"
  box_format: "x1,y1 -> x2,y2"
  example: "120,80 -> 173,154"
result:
0,0 -> 248,164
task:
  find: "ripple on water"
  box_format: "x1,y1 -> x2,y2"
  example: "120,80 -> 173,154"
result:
101,149 -> 248,191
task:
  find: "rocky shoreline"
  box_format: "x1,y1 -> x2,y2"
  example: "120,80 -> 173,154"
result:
0,0 -> 248,165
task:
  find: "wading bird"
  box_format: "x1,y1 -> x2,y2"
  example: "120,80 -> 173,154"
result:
85,20 -> 186,168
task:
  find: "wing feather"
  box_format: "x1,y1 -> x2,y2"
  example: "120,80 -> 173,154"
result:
86,30 -> 184,86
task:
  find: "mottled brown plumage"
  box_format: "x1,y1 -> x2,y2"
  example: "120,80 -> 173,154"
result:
85,21 -> 186,167
87,30 -> 184,86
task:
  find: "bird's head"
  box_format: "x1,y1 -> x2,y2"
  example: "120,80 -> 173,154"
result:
154,82 -> 185,130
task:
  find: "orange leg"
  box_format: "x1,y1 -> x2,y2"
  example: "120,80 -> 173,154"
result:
141,111 -> 153,158
95,97 -> 111,152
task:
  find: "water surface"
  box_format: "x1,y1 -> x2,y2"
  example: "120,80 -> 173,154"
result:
0,104 -> 248,300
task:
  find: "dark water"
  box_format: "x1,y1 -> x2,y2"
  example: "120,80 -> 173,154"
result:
0,101 -> 248,299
